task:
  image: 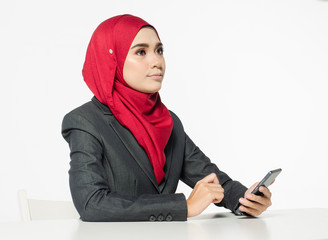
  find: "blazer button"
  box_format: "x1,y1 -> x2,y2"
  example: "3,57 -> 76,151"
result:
149,215 -> 156,222
158,214 -> 164,221
166,214 -> 173,221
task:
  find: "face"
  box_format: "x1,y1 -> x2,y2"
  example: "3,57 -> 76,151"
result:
123,27 -> 165,94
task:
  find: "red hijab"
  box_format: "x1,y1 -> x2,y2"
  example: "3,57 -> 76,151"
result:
82,14 -> 173,184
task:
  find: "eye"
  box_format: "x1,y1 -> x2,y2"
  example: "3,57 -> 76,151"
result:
136,49 -> 146,56
156,47 -> 164,55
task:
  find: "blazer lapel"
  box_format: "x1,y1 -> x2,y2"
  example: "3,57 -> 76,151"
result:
108,118 -> 160,192
158,132 -> 174,192
91,96 -> 171,193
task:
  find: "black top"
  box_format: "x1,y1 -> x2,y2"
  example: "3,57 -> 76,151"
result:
61,97 -> 247,222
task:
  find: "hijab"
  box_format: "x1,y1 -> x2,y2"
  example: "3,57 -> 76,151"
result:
82,14 -> 173,184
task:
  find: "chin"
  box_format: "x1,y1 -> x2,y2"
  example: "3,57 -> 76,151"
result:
143,84 -> 162,94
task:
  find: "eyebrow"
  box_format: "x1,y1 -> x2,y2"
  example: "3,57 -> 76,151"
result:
130,42 -> 163,49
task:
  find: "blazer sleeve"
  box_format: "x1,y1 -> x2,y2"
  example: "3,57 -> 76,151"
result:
62,113 -> 187,222
180,133 -> 248,213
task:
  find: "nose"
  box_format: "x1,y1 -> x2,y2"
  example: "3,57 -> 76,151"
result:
149,52 -> 163,69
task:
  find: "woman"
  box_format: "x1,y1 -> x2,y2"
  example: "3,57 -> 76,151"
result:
62,14 -> 272,222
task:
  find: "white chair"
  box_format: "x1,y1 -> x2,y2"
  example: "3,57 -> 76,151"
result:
17,189 -> 80,221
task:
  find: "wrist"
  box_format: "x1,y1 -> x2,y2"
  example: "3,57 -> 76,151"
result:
186,199 -> 196,218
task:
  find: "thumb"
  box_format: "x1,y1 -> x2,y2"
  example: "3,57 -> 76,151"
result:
246,182 -> 259,194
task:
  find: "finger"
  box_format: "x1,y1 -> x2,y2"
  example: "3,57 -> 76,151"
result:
207,184 -> 224,194
202,184 -> 224,200
245,182 -> 259,195
244,191 -> 272,211
239,198 -> 266,213
259,186 -> 272,198
239,197 -> 259,209
193,182 -> 222,198
201,183 -> 224,194
200,173 -> 219,184
250,182 -> 260,192
212,197 -> 223,204
212,190 -> 224,203
239,205 -> 261,217
212,174 -> 220,185
245,192 -> 271,207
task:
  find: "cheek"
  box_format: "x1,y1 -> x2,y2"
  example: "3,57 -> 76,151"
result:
123,59 -> 146,80
123,59 -> 151,92
162,58 -> 166,74
123,61 -> 134,85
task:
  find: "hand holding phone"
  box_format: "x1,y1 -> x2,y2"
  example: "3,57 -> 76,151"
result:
235,168 -> 282,216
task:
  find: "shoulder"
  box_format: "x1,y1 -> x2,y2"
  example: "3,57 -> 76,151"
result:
63,97 -> 111,125
168,110 -> 186,141
64,97 -> 105,117
65,101 -> 94,116
61,98 -> 110,138
63,101 -> 96,125
168,110 -> 183,128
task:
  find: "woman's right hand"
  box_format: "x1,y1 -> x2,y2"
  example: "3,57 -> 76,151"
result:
186,173 -> 224,218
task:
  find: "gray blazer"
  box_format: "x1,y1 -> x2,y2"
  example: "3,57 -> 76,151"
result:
62,97 -> 247,222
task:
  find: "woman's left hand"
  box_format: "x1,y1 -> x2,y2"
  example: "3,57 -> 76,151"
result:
238,182 -> 272,217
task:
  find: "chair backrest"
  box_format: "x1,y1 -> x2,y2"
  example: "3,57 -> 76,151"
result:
17,189 -> 80,221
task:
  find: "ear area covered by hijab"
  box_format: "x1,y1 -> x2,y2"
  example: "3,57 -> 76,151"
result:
82,15 -> 146,109
82,14 -> 173,184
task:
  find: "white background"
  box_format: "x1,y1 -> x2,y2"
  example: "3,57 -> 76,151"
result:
1,0 -> 327,221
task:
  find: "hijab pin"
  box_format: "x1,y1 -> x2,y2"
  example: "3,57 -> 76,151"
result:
109,49 -> 113,54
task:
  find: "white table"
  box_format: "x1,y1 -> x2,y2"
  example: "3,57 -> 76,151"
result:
1,209 -> 327,240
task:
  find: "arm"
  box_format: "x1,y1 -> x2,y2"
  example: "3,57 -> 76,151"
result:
180,133 -> 248,215
62,113 -> 187,222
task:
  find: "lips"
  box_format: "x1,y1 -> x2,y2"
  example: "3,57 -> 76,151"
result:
147,73 -> 163,77
147,73 -> 163,80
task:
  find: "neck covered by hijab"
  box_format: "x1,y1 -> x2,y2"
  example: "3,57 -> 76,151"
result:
82,14 -> 173,184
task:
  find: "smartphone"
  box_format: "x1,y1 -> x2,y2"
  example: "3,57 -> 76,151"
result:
235,168 -> 282,216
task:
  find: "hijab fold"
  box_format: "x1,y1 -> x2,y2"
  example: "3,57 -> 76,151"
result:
82,14 -> 173,184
